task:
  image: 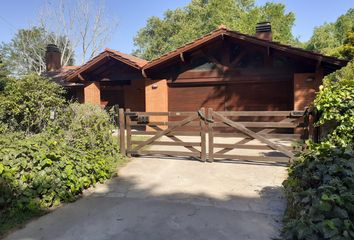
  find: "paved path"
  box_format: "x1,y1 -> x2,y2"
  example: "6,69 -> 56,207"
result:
5,157 -> 287,240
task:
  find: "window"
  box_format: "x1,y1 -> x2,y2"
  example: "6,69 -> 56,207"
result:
189,57 -> 216,71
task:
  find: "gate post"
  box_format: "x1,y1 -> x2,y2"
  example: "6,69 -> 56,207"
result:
118,108 -> 126,156
199,107 -> 207,162
207,108 -> 214,162
125,109 -> 132,157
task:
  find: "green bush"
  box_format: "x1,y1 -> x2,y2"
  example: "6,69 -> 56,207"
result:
283,142 -> 354,239
0,74 -> 66,134
283,63 -> 354,239
315,62 -> 354,146
0,103 -> 124,236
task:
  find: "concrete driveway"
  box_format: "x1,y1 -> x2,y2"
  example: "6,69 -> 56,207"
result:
5,156 -> 287,240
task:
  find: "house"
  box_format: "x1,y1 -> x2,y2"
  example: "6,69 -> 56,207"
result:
46,22 -> 348,113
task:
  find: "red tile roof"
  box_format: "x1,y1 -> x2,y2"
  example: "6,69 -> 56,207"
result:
105,48 -> 147,68
65,49 -> 147,81
143,26 -> 348,70
61,25 -> 347,82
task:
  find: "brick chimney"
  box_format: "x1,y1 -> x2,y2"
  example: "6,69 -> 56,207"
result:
45,44 -> 61,71
255,22 -> 272,41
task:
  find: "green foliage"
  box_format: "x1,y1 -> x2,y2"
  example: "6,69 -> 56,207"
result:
339,28 -> 354,61
282,63 -> 354,239
283,143 -> 354,240
0,53 -> 9,92
315,62 -> 354,146
0,74 -> 66,134
133,0 -> 296,60
306,9 -> 354,60
0,26 -> 74,75
0,66 -> 124,236
0,104 -> 124,236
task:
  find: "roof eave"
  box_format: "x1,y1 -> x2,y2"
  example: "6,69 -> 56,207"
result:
143,28 -> 348,71
65,51 -> 146,82
143,28 -> 226,70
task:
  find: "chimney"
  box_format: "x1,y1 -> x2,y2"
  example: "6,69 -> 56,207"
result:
45,44 -> 61,71
255,22 -> 272,41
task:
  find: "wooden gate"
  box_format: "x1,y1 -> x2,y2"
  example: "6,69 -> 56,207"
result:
118,108 -> 308,163
119,108 -> 208,161
206,109 -> 307,163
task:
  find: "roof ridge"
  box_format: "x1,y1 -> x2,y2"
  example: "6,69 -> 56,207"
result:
147,27 -> 226,64
144,26 -> 347,70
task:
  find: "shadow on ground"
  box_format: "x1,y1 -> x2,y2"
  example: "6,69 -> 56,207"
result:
5,157 -> 287,240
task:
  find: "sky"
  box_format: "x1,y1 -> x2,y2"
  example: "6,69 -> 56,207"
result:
0,0 -> 353,57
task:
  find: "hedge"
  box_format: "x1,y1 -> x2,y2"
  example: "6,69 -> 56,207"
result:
0,103 -> 124,236
283,142 -> 354,239
282,63 -> 354,239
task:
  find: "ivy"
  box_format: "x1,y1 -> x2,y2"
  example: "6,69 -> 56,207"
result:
315,62 -> 354,146
282,63 -> 354,239
0,104 -> 125,236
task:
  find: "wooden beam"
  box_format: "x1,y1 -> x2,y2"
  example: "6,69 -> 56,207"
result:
180,52 -> 185,62
142,69 -> 148,78
316,56 -> 323,70
118,108 -> 126,156
222,38 -> 230,72
208,108 -> 214,162
199,107 -> 207,162
78,73 -> 85,81
229,51 -> 246,67
200,49 -> 224,72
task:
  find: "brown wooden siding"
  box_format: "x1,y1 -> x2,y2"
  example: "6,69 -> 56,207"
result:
225,81 -> 293,111
168,84 -> 225,111
168,79 -> 292,112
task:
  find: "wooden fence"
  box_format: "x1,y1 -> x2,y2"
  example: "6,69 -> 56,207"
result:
118,108 -> 309,163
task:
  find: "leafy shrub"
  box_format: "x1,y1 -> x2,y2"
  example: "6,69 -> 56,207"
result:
0,104 -> 124,236
314,62 -> 354,146
0,74 -> 66,134
60,103 -> 117,153
283,142 -> 354,239
283,63 -> 354,239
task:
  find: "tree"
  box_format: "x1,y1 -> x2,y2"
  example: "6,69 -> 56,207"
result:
306,8 -> 354,59
0,27 -> 74,75
339,27 -> 354,61
0,54 -> 8,91
133,0 -> 296,60
39,0 -> 118,64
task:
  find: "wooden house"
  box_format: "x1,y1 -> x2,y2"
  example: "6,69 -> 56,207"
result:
47,22 -> 347,113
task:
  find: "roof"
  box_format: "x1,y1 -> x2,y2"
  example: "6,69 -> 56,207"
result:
105,48 -> 148,68
143,25 -> 348,70
60,25 -> 348,82
43,66 -> 83,87
65,49 -> 147,81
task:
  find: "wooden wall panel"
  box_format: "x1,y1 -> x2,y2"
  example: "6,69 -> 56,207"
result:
123,80 -> 145,111
168,79 -> 293,112
168,84 -> 225,111
100,89 -> 125,108
294,70 -> 322,111
145,79 -> 168,129
225,81 -> 293,111
84,82 -> 101,105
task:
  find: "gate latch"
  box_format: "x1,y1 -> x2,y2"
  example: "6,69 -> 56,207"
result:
198,110 -> 214,123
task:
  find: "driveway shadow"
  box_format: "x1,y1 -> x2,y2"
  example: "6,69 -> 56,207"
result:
5,157 -> 287,240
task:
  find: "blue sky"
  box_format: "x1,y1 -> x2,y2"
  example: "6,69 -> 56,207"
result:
0,0 -> 353,56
